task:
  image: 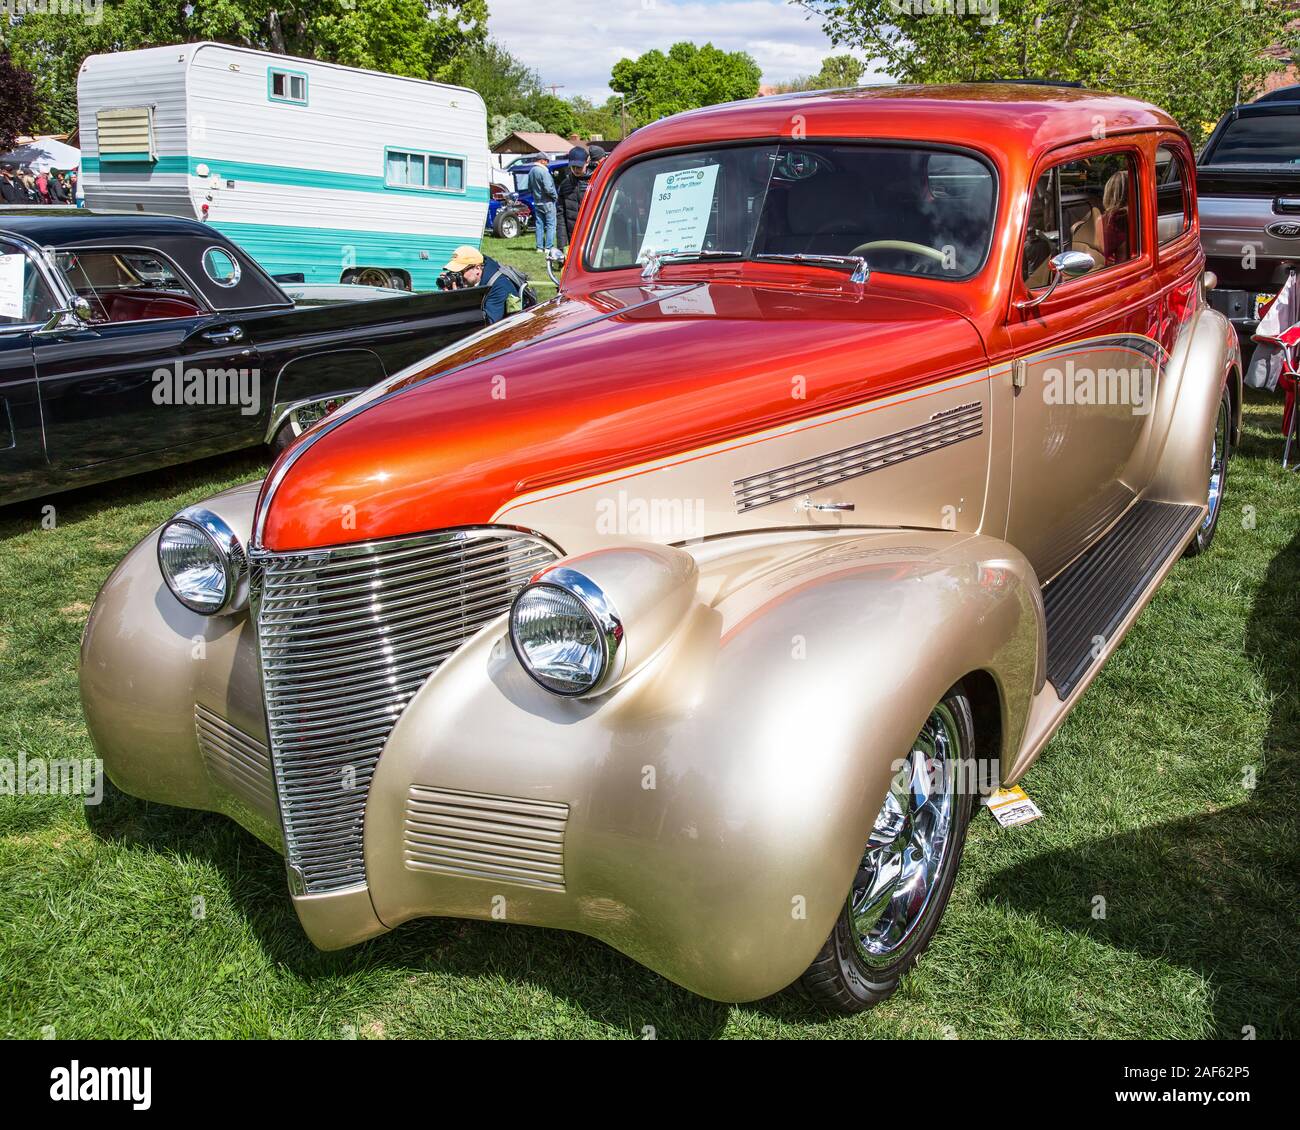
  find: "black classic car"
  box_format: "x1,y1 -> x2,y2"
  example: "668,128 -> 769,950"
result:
0,215 -> 490,506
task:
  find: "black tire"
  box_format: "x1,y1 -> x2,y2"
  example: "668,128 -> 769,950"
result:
268,420 -> 298,458
1184,383 -> 1231,557
798,685 -> 977,1013
494,212 -> 521,239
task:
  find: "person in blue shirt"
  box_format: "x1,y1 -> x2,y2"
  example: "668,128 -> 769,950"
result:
526,154 -> 558,255
443,246 -> 517,324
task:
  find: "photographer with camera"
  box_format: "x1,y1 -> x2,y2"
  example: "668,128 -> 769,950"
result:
437,245 -> 521,324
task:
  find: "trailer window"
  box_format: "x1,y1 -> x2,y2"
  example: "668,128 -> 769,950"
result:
269,69 -> 307,106
385,149 -> 466,194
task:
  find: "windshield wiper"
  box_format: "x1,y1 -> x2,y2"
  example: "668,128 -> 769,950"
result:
640,249 -> 743,279
755,253 -> 870,283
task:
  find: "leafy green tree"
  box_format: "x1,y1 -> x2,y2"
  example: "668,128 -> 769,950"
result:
610,42 -> 762,125
444,38 -> 543,118
523,92 -> 580,139
770,52 -> 866,93
1,0 -> 488,134
0,48 -> 39,151
488,111 -> 545,148
797,0 -> 1299,140
813,53 -> 865,88
567,94 -> 624,141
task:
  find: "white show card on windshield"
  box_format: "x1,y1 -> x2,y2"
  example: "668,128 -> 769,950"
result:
637,165 -> 720,260
0,254 -> 26,321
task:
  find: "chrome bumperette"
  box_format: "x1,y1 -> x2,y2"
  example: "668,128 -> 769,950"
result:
251,527 -> 561,895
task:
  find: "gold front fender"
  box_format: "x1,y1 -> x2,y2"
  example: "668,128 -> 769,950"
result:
363,527 -> 1043,1002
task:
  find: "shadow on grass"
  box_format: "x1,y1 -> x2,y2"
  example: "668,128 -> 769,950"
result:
84,783 -> 747,1037
979,419 -> 1300,1037
0,448 -> 267,542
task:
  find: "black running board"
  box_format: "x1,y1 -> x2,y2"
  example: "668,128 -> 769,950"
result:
1042,500 -> 1202,699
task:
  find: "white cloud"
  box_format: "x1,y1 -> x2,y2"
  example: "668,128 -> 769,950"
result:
486,0 -> 888,102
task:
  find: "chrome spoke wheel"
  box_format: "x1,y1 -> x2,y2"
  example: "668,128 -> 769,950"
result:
1203,398 -> 1229,531
849,702 -> 960,968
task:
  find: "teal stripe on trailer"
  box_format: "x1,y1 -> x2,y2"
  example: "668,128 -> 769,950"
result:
84,154 -> 489,203
82,156 -> 190,174
189,156 -> 489,202
211,221 -> 473,290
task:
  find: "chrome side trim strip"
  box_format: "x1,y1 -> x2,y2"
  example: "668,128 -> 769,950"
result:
732,401 -> 984,513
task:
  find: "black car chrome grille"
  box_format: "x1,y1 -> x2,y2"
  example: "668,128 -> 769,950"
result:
252,528 -> 559,895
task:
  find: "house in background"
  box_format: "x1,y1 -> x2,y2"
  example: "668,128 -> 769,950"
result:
490,131 -> 571,170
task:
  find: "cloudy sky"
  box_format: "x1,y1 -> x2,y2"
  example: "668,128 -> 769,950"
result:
487,0 -> 886,102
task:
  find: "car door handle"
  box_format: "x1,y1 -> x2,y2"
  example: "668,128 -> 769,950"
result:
798,497 -> 855,512
201,325 -> 245,345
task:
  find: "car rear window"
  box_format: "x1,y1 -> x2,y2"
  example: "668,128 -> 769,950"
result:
1203,113 -> 1300,166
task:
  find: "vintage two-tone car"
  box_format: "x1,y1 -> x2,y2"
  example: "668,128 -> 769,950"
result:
81,85 -> 1239,1012
0,215 -> 489,506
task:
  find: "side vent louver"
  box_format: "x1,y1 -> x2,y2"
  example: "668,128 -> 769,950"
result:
732,402 -> 983,513
404,785 -> 569,892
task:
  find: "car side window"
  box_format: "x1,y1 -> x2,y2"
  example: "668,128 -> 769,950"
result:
53,248 -> 204,324
0,240 -> 58,328
1155,144 -> 1192,245
1022,152 -> 1140,288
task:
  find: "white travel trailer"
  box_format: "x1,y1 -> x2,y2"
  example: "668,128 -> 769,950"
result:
77,43 -> 490,290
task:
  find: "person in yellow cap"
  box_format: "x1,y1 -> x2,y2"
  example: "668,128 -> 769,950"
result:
442,244 -> 521,323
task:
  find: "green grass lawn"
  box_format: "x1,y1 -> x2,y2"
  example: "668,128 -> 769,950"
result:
0,390 -> 1296,1039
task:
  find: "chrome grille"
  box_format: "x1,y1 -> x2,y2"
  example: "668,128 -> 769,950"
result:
732,402 -> 984,513
404,785 -> 569,891
252,528 -> 559,894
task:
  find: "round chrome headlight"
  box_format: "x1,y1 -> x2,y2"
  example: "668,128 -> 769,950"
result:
157,508 -> 248,615
509,567 -> 624,696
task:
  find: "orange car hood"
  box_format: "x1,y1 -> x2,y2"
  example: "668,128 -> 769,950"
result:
257,279 -> 987,551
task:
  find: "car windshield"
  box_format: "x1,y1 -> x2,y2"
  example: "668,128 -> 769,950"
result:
585,142 -> 996,279
1203,113 -> 1300,165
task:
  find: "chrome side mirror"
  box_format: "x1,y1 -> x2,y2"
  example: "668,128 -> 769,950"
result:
1017,250 -> 1096,310
37,296 -> 93,334
545,246 -> 566,288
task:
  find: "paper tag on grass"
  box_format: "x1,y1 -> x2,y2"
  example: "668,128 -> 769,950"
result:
985,785 -> 1042,827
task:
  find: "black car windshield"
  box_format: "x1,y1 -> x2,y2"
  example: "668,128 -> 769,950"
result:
1203,113 -> 1300,166
585,143 -> 996,279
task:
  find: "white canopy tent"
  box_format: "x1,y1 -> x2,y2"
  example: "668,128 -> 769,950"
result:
0,137 -> 81,173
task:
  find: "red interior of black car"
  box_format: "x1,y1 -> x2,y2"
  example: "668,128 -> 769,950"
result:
79,289 -> 205,323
